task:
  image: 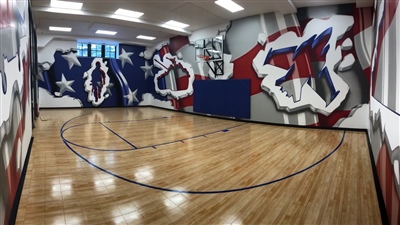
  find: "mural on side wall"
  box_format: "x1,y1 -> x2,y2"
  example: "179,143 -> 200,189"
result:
0,0 -> 32,224
253,15 -> 354,117
142,4 -> 372,128
38,44 -> 157,108
369,0 -> 400,224
39,4 -> 372,129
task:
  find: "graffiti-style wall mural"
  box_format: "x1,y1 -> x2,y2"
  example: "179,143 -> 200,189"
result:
147,4 -> 373,128
38,44 -> 155,107
39,4 -> 372,129
369,0 -> 400,224
0,0 -> 32,224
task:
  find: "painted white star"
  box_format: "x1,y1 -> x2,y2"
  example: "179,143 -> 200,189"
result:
140,61 -> 154,79
119,48 -> 134,68
56,74 -> 75,96
62,52 -> 81,70
124,88 -> 138,105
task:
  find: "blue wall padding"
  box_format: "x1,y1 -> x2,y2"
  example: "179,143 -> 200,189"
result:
193,79 -> 250,118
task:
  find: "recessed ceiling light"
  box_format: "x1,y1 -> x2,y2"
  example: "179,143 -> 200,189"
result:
215,0 -> 244,13
49,26 -> 72,32
115,8 -> 143,18
165,20 -> 189,28
137,35 -> 156,40
48,8 -> 83,15
96,30 -> 117,35
111,15 -> 141,23
161,24 -> 185,32
50,0 -> 82,10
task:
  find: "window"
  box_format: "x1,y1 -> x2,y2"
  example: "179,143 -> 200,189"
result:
105,44 -> 116,58
77,43 -> 88,57
77,42 -> 117,58
91,44 -> 102,57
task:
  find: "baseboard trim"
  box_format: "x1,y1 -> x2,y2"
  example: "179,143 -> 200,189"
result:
365,132 -> 389,225
144,105 -> 368,132
8,137 -> 34,225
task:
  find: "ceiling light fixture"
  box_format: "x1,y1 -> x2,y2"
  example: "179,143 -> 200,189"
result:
215,0 -> 244,13
112,8 -> 143,22
165,20 -> 189,28
50,0 -> 82,10
115,8 -> 143,18
48,8 -> 83,15
111,15 -> 141,22
161,24 -> 185,32
96,30 -> 117,35
137,35 -> 156,40
49,26 -> 72,32
49,0 -> 83,14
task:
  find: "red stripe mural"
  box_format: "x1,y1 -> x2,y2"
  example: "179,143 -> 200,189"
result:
370,1 -> 400,224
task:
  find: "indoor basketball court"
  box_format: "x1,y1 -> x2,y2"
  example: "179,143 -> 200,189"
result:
15,107 -> 382,224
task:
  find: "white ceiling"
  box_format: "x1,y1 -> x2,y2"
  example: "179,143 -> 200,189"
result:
31,0 -> 374,47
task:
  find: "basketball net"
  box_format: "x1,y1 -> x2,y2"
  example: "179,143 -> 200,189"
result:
197,54 -> 210,62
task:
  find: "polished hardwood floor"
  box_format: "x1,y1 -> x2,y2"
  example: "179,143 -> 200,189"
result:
15,107 -> 382,225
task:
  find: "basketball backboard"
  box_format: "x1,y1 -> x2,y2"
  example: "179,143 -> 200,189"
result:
194,36 -> 224,75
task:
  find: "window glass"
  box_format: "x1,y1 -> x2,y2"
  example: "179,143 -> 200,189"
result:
76,43 -> 88,57
105,44 -> 116,58
77,42 -> 117,58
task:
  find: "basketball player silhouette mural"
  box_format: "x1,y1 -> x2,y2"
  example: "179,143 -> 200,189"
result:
83,59 -> 111,106
92,61 -> 106,102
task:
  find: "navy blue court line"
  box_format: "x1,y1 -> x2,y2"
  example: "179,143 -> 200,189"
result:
60,116 -> 174,143
59,112 -> 228,151
63,116 -> 173,128
99,122 -> 137,149
148,124 -> 244,149
60,112 -> 95,131
61,120 -> 346,194
61,123 -> 135,151
102,116 -> 170,124
61,123 -> 246,152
